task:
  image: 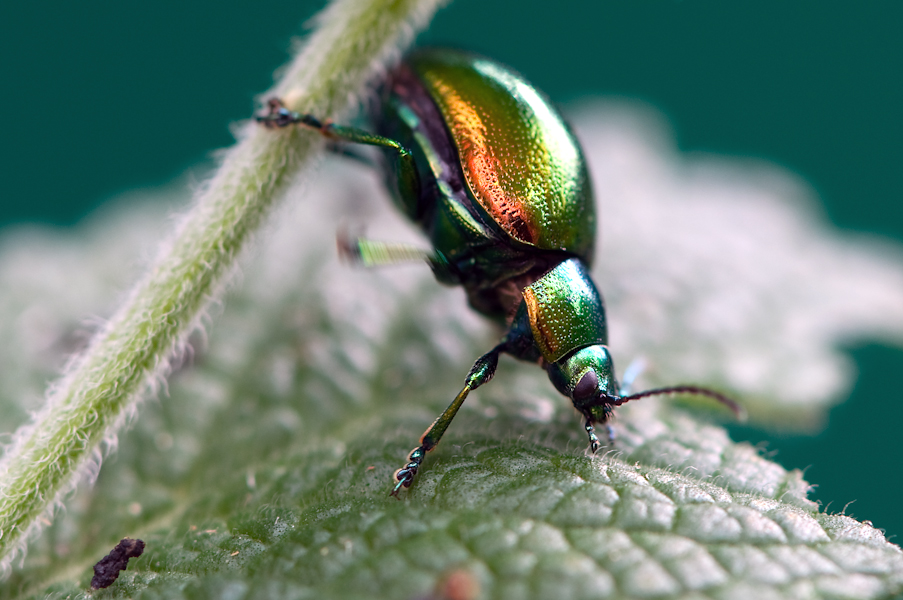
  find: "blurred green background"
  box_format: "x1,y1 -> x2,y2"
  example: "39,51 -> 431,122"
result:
2,0 -> 901,544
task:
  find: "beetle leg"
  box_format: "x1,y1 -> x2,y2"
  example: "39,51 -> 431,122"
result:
337,234 -> 432,267
257,98 -> 420,209
391,344 -> 504,497
256,98 -> 325,129
584,419 -> 600,453
337,234 -> 458,285
583,408 -> 615,454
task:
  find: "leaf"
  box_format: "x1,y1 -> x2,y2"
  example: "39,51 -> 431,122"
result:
2,104 -> 903,599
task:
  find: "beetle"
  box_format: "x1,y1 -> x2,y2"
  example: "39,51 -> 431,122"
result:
258,48 -> 742,496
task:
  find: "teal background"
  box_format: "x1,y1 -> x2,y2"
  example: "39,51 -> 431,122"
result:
2,0 -> 901,542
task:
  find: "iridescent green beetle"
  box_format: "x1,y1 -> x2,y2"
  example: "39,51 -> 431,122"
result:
259,49 -> 742,496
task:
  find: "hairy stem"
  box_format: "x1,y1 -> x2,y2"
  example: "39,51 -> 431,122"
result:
0,0 -> 446,572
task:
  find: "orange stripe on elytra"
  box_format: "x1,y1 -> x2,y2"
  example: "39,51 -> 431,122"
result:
430,78 -> 536,244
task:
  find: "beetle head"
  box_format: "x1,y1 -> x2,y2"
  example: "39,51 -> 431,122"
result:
546,345 -> 620,423
548,344 -> 746,430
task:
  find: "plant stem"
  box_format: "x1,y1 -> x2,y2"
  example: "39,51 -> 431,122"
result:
0,0 -> 446,573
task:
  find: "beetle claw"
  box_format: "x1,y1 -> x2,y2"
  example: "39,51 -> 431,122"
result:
390,466 -> 417,498
256,97 -> 326,130
585,419 -> 601,453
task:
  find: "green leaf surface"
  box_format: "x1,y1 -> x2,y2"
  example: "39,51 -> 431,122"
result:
2,106 -> 903,599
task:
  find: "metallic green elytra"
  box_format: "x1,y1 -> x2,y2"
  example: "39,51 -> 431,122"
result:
258,48 -> 743,496
409,50 -> 595,258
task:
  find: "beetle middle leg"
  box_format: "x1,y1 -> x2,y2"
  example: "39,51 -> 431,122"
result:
338,234 -> 428,267
337,233 -> 459,283
391,344 -> 505,497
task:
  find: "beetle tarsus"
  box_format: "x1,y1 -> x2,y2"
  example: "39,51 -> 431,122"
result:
257,98 -> 326,131
585,420 -> 600,453
390,467 -> 416,497
390,448 -> 425,497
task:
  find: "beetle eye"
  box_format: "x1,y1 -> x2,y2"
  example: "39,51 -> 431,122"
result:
572,369 -> 598,402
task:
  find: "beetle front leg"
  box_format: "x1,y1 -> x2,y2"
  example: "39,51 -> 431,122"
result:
391,345 -> 504,497
582,419 -> 616,454
583,405 -> 615,454
584,419 -> 600,453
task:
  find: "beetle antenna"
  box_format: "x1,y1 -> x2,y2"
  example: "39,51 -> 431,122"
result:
610,386 -> 747,421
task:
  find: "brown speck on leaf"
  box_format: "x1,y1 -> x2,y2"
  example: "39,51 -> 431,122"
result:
90,538 -> 145,590
437,569 -> 480,600
412,568 -> 480,600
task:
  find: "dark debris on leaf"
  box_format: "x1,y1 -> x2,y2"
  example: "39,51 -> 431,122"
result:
90,538 -> 145,590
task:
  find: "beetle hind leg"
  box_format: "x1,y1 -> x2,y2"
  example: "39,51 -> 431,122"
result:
258,97 -> 422,222
257,98 -> 326,130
